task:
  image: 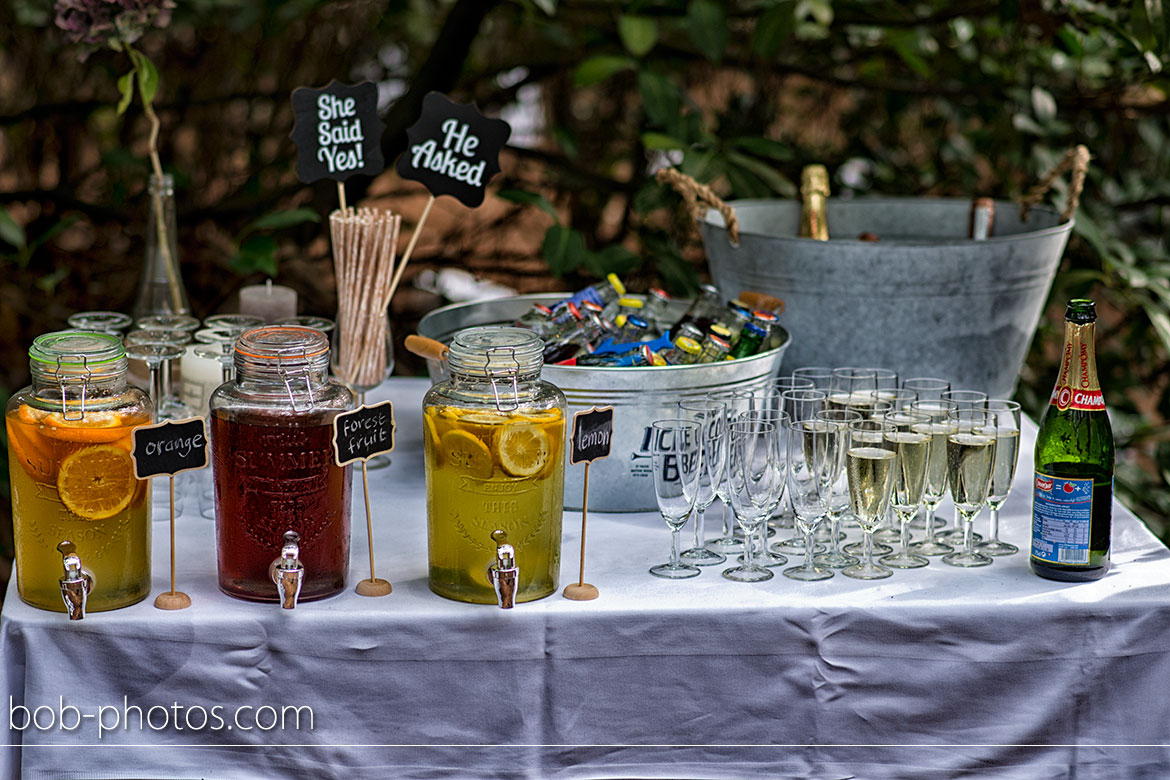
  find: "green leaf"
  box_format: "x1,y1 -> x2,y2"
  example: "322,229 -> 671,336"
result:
229,235 -> 279,277
0,208 -> 26,250
890,33 -> 932,78
686,0 -> 729,62
116,71 -> 135,116
35,267 -> 69,295
752,1 -> 796,58
245,208 -> 322,233
574,55 -> 635,87
641,132 -> 687,150
726,151 -> 796,197
730,136 -> 793,162
583,245 -> 642,278
637,70 -> 682,129
619,15 -> 658,57
1143,301 -> 1170,356
644,234 -> 700,296
496,188 -> 561,222
541,225 -> 586,277
128,49 -> 160,106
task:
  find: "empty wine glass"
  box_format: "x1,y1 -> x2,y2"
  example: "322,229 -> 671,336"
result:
125,328 -> 194,420
908,398 -> 957,542
865,367 -> 899,394
723,416 -> 785,583
842,418 -> 896,580
785,418 -> 840,581
880,411 -> 932,569
276,315 -> 336,335
736,409 -> 789,568
705,388 -> 755,554
977,400 -> 1022,557
902,377 -> 950,403
649,419 -> 703,579
792,366 -> 833,391
809,408 -> 862,560
678,399 -> 728,566
332,312 -> 394,469
203,314 -> 264,332
942,409 -> 996,568
67,311 -> 133,333
763,380 -> 816,535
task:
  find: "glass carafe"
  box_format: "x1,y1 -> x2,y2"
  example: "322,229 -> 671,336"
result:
423,327 -> 567,604
209,326 -> 355,602
6,331 -> 153,612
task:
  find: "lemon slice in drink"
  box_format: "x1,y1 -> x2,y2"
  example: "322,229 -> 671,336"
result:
460,412 -> 509,426
57,445 -> 138,520
440,430 -> 493,479
496,424 -> 550,478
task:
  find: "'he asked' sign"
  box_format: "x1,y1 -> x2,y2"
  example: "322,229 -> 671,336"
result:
397,92 -> 511,208
291,81 -> 386,182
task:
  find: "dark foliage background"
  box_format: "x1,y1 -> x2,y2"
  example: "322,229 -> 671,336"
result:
2,0 -> 1168,593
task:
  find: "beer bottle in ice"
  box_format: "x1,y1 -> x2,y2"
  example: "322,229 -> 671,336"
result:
1030,299 -> 1114,582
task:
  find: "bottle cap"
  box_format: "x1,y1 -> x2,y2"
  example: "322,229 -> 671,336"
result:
649,288 -> 671,302
582,301 -> 602,313
567,302 -> 582,320
709,324 -> 733,339
741,322 -> 767,338
618,297 -> 644,309
709,335 -> 730,350
627,316 -> 649,330
607,273 -> 626,297
752,310 -> 778,324
676,337 -> 702,355
615,314 -> 628,329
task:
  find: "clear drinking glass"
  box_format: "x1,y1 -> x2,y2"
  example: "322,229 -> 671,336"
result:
942,409 -> 996,567
722,417 -> 784,583
828,367 -> 877,412
808,408 -> 862,562
331,313 -> 394,470
908,398 -> 957,541
865,368 -> 899,394
678,399 -> 728,566
124,327 -> 194,420
880,412 -> 932,569
705,388 -> 755,554
872,388 -> 917,412
977,400 -> 1022,556
784,418 -> 840,581
792,366 -> 833,391
67,311 -> 134,334
736,409 -> 789,568
650,419 -> 703,579
842,419 -> 896,580
762,380 -> 813,533
902,377 -> 950,403
941,389 -> 989,410
770,388 -> 828,545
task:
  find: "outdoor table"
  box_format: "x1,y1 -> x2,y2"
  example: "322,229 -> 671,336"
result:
3,377 -> 1169,779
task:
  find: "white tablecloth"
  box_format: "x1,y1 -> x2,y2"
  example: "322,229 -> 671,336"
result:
3,378 -> 1170,778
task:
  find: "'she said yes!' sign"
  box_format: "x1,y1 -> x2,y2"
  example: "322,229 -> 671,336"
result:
397,92 -> 511,208
291,80 -> 386,182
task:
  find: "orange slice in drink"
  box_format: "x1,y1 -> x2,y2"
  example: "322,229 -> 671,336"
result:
440,429 -> 493,479
497,424 -> 550,478
40,410 -> 132,444
57,445 -> 138,520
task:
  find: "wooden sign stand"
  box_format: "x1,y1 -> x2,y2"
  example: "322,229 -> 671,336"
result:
332,401 -> 396,597
154,475 -> 191,610
563,406 -> 614,601
354,459 -> 392,597
563,460 -> 599,601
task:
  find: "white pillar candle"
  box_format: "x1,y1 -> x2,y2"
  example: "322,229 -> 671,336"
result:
238,279 -> 298,323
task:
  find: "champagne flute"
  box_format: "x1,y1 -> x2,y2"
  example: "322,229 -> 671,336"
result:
880,412 -> 932,569
977,400 -> 1022,556
784,418 -> 840,581
649,419 -> 703,579
678,399 -> 728,566
705,388 -> 755,554
865,367 -> 900,395
763,379 -> 815,534
873,388 -> 917,413
935,391 -> 986,544
902,377 -> 950,403
736,409 -> 789,568
828,367 -> 877,412
723,416 -> 784,582
792,366 -> 833,391
67,311 -> 133,334
770,388 -> 827,549
842,419 -> 897,580
908,398 -> 956,542
809,408 -> 862,566
942,409 -> 996,567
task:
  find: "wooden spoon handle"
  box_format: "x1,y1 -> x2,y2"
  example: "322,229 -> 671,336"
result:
405,334 -> 449,363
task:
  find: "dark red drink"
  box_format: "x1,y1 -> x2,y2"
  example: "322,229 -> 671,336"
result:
211,410 -> 351,602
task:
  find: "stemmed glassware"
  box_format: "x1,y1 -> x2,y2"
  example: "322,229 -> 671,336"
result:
909,399 -> 957,549
764,377 -> 815,533
879,411 -> 932,569
649,419 -> 703,579
902,377 -> 950,403
678,399 -> 728,566
785,417 -> 841,581
737,409 -> 789,568
810,408 -> 861,566
67,311 -> 133,334
941,389 -> 989,410
792,366 -> 833,391
125,328 -> 195,420
723,415 -> 786,583
705,389 -> 755,554
332,313 -> 395,469
829,367 -> 877,412
842,418 -> 896,580
977,400 -> 1022,556
942,409 -> 996,567
771,389 -> 828,553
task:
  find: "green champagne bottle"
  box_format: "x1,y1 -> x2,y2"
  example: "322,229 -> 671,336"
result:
1030,299 -> 1115,581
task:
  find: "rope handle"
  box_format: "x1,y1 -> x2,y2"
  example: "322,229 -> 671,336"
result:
1018,144 -> 1090,223
655,168 -> 740,247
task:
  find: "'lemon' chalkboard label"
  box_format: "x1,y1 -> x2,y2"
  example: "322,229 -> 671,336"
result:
571,407 -> 614,465
332,401 -> 396,467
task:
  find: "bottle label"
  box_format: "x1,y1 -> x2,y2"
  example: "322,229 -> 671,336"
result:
1049,322 -> 1104,411
1031,472 -> 1095,565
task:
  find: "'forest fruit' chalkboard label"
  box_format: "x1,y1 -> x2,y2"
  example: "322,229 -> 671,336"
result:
291,80 -> 386,183
396,92 -> 511,208
131,417 -> 209,479
332,401 -> 396,467
571,407 -> 614,465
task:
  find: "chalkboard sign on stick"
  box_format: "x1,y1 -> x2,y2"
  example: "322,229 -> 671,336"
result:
396,92 -> 511,208
571,407 -> 614,465
131,417 -> 208,479
290,80 -> 386,184
332,401 -> 396,467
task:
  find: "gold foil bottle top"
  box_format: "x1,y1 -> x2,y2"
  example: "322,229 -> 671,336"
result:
800,164 -> 830,197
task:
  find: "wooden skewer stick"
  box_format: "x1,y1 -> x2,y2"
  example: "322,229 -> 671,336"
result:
337,182 -> 347,214
563,462 -> 599,601
382,194 -> 435,309
154,475 -> 191,610
355,461 -> 392,597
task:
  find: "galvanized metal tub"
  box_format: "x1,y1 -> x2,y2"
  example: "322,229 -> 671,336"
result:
417,294 -> 790,511
700,198 -> 1073,398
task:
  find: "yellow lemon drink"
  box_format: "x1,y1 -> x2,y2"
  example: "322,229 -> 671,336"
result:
424,405 -> 565,603
8,404 -> 152,612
